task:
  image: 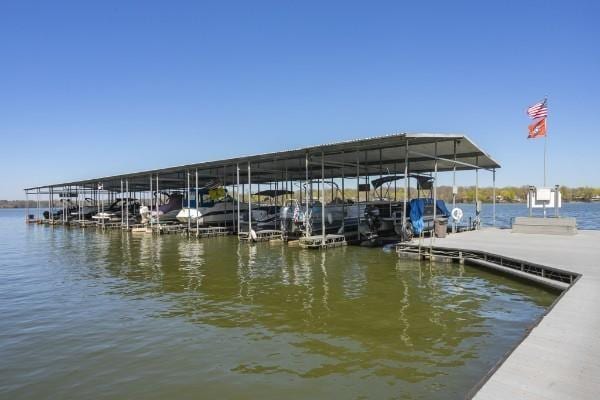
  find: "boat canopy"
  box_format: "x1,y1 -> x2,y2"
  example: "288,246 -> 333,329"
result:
26,133 -> 500,193
254,189 -> 294,197
371,173 -> 435,190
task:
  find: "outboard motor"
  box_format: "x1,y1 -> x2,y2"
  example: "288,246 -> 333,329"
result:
364,205 -> 381,233
139,206 -> 150,224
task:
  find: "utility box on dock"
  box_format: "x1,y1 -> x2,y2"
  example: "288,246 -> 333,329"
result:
512,216 -> 577,235
434,219 -> 448,238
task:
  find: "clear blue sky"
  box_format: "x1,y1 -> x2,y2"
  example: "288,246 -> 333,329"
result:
1,1 -> 598,199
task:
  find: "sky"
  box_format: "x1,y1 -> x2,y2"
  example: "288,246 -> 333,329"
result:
1,0 -> 599,199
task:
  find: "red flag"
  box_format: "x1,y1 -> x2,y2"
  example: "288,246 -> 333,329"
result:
528,117 -> 547,139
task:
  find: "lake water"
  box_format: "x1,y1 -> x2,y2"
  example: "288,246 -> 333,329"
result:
457,201 -> 600,229
0,207 -> 570,399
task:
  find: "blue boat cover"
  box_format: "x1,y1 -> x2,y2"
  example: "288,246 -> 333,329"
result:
409,198 -> 450,234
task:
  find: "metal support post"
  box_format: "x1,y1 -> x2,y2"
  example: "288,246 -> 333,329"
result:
186,170 -> 191,234
356,151 -> 361,241
149,174 -> 153,228
402,140 -> 409,231
248,163 -> 252,233
492,168 -> 496,226
195,169 -> 199,234
156,175 -> 160,227
236,164 -> 240,234
452,140 -> 457,233
120,179 -> 124,226
321,151 -> 326,245
125,179 -> 129,230
305,152 -> 309,237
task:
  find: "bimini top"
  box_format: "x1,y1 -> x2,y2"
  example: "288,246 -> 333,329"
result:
25,132 -> 500,192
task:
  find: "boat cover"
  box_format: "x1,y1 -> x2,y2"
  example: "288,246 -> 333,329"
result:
409,198 -> 450,234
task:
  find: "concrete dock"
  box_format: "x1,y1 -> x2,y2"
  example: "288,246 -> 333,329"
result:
420,228 -> 600,400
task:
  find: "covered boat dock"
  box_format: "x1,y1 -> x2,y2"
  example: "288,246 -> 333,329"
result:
24,132 -> 500,243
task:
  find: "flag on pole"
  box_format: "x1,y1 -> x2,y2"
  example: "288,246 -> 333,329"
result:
527,99 -> 548,119
528,117 -> 547,139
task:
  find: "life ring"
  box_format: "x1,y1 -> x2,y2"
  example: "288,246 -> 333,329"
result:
451,207 -> 463,222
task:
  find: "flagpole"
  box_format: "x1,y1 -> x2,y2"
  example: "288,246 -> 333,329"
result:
543,97 -> 548,218
544,96 -> 548,187
544,132 -> 547,187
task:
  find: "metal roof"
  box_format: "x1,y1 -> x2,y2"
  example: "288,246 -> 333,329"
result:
25,133 -> 500,192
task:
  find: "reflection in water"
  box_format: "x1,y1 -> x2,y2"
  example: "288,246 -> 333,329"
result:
1,211 -> 558,400
98,235 -> 554,393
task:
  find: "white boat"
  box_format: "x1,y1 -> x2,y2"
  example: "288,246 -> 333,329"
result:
141,192 -> 184,223
92,198 -> 140,222
176,185 -> 246,226
176,199 -> 240,226
69,198 -> 97,220
238,189 -> 293,231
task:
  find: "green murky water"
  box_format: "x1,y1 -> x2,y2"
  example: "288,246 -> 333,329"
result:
0,209 -> 557,399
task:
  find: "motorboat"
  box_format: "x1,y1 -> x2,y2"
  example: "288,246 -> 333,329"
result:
92,198 -> 140,223
359,174 -> 450,241
279,198 -> 365,239
239,189 -> 293,231
44,199 -> 79,221
69,198 -> 98,220
140,192 -> 184,223
176,187 -> 239,227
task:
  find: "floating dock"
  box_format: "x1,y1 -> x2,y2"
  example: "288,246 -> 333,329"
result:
299,234 -> 347,249
399,228 -> 600,400
238,229 -> 283,242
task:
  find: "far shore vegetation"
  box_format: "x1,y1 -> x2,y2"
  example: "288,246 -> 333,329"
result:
4,186 -> 600,208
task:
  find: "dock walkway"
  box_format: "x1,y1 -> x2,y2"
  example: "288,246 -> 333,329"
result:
419,228 -> 600,400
